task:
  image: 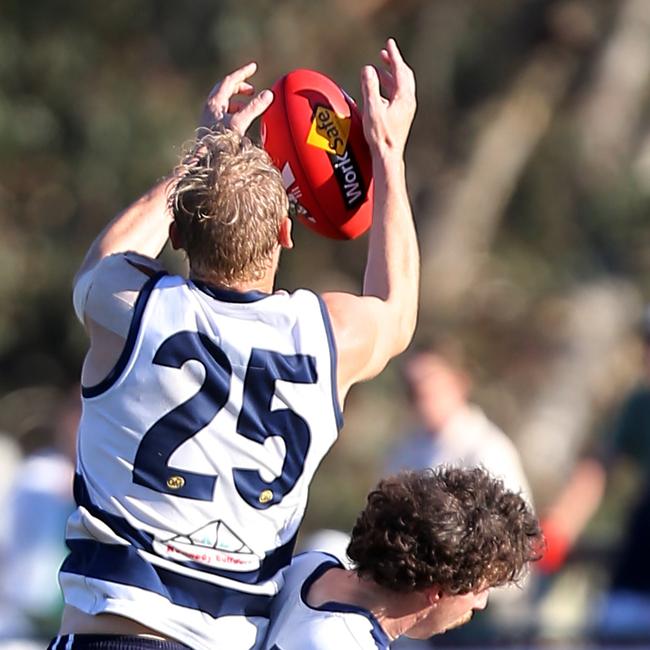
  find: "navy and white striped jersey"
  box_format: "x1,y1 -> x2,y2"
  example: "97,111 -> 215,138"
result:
263,553 -> 390,650
60,269 -> 342,650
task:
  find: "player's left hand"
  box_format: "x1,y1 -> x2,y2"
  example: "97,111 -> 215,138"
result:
361,38 -> 416,162
200,62 -> 274,136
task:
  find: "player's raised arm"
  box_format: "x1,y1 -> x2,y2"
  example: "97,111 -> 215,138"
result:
322,38 -> 419,401
74,62 -> 274,287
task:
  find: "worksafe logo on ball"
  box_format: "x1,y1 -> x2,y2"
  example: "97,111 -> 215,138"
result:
152,519 -> 261,571
308,105 -> 366,210
331,149 -> 364,209
307,105 -> 351,156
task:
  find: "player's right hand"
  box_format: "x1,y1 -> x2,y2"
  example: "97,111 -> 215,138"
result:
360,38 -> 416,162
200,62 -> 274,136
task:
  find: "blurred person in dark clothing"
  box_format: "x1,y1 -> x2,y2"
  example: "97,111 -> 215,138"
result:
541,306 -> 650,638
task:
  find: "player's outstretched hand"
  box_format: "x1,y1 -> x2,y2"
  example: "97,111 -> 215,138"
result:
200,62 -> 274,136
361,38 -> 416,162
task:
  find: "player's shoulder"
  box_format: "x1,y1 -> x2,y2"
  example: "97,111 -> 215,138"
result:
265,288 -> 334,336
280,619 -> 370,650
75,251 -> 166,301
273,552 -> 342,614
291,606 -> 381,650
293,550 -> 342,569
266,625 -> 357,650
280,287 -> 322,310
283,551 -> 342,587
73,252 -> 169,333
268,607 -> 371,650
269,553 -> 383,650
97,251 -> 165,280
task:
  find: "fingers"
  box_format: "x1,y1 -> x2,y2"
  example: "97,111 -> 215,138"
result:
201,61 -> 263,131
228,100 -> 247,114
230,88 -> 274,135
383,38 -> 415,99
361,65 -> 381,112
233,82 -> 255,96
217,62 -> 258,97
377,68 -> 395,97
207,61 -> 258,107
361,40 -> 416,157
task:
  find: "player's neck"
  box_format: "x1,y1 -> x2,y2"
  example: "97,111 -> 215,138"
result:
350,576 -> 431,641
308,569 -> 426,641
190,266 -> 277,295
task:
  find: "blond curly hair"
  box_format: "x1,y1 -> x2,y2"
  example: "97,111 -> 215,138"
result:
169,126 -> 289,286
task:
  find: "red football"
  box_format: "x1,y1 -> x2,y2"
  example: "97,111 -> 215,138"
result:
260,69 -> 373,240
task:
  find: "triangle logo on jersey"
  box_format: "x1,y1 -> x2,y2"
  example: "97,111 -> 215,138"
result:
152,519 -> 261,572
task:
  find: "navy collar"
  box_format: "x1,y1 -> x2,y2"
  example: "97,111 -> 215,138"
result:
192,279 -> 271,303
301,559 -> 391,649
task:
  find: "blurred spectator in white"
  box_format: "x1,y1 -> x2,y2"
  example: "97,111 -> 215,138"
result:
541,307 -> 650,639
0,431 -> 22,636
0,386 -> 79,641
0,433 -> 21,539
385,342 -> 532,502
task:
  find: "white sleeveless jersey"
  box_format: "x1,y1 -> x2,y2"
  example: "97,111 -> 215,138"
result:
263,553 -> 390,650
60,274 -> 342,650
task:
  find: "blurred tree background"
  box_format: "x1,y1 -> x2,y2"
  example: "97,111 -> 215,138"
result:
3,0 -> 650,630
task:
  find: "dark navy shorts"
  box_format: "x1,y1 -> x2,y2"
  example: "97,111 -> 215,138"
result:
48,635 -> 192,650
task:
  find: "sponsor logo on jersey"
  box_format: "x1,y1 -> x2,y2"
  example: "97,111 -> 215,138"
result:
153,519 -> 261,571
307,106 -> 351,156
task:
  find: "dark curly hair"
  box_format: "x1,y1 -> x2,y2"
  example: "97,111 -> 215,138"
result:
347,466 -> 542,594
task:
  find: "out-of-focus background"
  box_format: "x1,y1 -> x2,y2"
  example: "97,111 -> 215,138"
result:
4,0 -> 650,647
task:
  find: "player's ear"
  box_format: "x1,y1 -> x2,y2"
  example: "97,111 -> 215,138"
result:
279,215 -> 293,250
425,588 -> 442,606
169,221 -> 184,250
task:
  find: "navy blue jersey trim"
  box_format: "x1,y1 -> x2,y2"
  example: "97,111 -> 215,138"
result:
71,473 -> 296,584
46,637 -> 62,650
49,635 -> 191,650
299,556 -> 390,650
60,540 -> 273,619
316,296 -> 344,430
299,558 -> 341,604
192,280 -> 270,303
82,271 -> 167,398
